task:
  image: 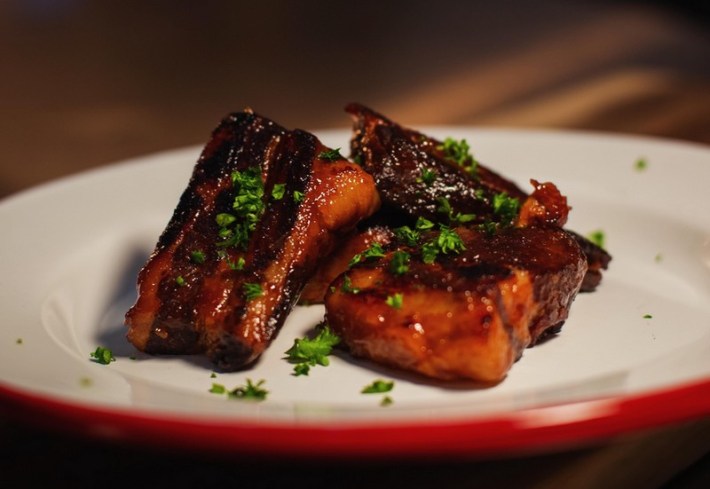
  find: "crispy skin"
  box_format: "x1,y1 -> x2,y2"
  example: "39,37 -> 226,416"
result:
325,225 -> 587,383
325,171 -> 587,382
125,110 -> 380,370
346,103 -> 610,291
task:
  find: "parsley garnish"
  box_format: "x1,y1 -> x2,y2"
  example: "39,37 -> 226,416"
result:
587,229 -> 606,249
390,251 -> 410,276
228,379 -> 268,401
437,197 -> 475,224
635,157 -> 648,171
209,379 -> 269,401
271,183 -> 286,200
436,225 -> 466,254
643,314 -> 653,319
361,379 -> 394,394
341,275 -> 360,294
385,293 -> 404,309
349,242 -> 386,268
190,250 -> 206,264
417,168 -> 437,186
293,190 -> 304,203
243,282 -> 263,301
216,166 -> 265,250
318,148 -> 343,161
285,324 -> 341,376
492,192 -> 520,225
381,395 -> 393,407
438,137 -> 478,176
175,275 -> 186,286
415,217 -> 435,230
90,346 -> 115,365
394,225 -> 420,246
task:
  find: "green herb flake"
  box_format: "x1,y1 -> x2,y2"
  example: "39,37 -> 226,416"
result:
318,148 -> 343,161
381,395 -> 394,407
271,183 -> 286,200
210,372 -> 217,378
175,275 -> 186,287
79,377 -> 93,388
285,324 -> 341,376
417,168 -> 437,186
437,226 -> 466,254
390,251 -> 410,276
421,241 -> 440,264
15,338 -> 23,345
90,346 -> 115,365
190,250 -> 206,264
587,229 -> 606,249
209,383 -> 226,394
643,314 -> 653,319
349,242 -> 386,268
394,225 -> 419,246
437,137 -> 478,175
215,213 -> 237,227
341,274 -> 360,294
635,157 -> 648,172
243,282 -> 263,301
415,217 -> 435,230
361,379 -> 395,394
492,192 -> 520,224
293,190 -> 304,203
228,379 -> 268,401
385,293 -> 404,309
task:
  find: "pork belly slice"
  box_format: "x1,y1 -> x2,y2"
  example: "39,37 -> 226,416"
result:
324,183 -> 587,383
125,110 -> 380,370
345,103 -> 610,292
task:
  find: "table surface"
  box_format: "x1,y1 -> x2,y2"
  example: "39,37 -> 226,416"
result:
1,1 -> 709,487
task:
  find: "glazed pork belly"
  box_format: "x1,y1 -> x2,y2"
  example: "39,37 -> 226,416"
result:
125,110 -> 380,370
345,103 -> 610,292
324,181 -> 588,383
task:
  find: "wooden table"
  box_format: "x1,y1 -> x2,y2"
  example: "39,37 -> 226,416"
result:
1,1 -> 708,486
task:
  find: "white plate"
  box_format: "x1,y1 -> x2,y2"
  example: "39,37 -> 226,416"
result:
1,128 -> 709,457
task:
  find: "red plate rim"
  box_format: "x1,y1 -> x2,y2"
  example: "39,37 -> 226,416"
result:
2,377 -> 709,458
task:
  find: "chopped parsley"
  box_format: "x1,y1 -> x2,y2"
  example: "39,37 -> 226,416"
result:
436,225 -> 466,254
492,192 -> 520,224
285,324 -> 341,376
209,379 -> 268,401
394,225 -> 420,246
243,282 -> 263,301
175,275 -> 186,286
340,274 -> 360,294
385,293 -> 404,309
437,137 -> 478,176
90,346 -> 115,365
643,314 -> 653,319
437,197 -> 475,224
635,157 -> 648,172
318,148 -> 343,161
216,166 -> 265,250
390,251 -> 410,276
415,217 -> 435,230
361,379 -> 394,394
349,242 -> 386,268
229,379 -> 269,401
380,395 -> 394,407
417,168 -> 437,186
587,229 -> 606,249
271,183 -> 286,200
190,250 -> 206,264
293,190 -> 304,203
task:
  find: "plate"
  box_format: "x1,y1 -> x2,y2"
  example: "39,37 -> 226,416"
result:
1,128 -> 709,458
